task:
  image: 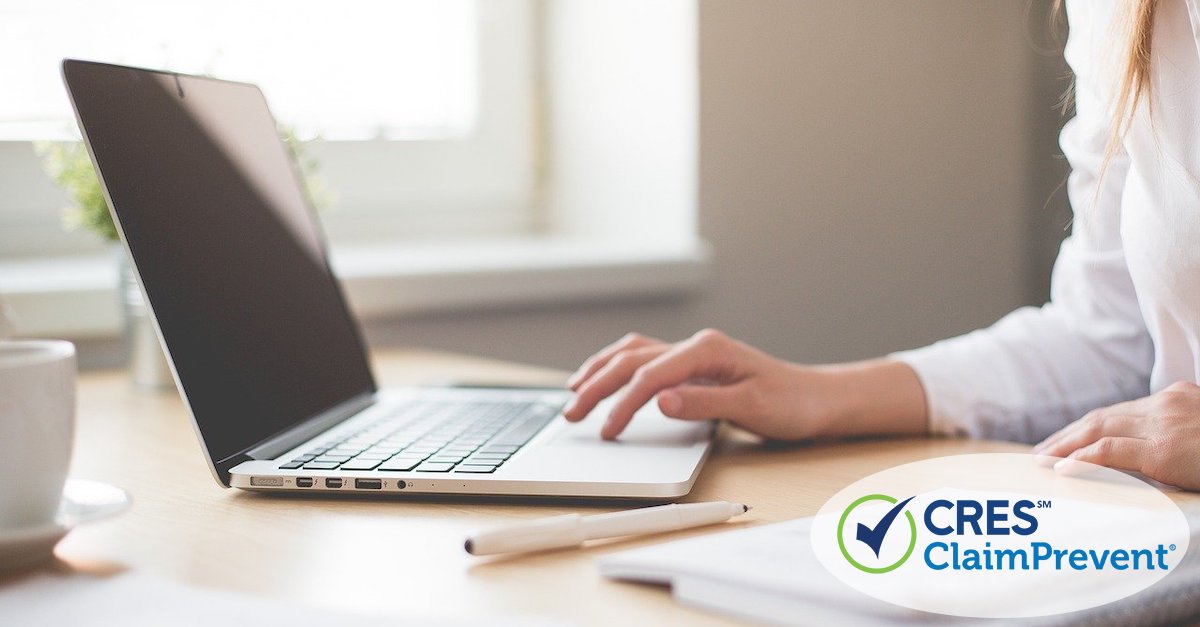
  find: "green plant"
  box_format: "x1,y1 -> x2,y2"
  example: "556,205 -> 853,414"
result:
35,140 -> 118,241
35,127 -> 331,243
280,126 -> 335,213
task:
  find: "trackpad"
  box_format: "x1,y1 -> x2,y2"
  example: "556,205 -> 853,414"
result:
550,400 -> 713,448
504,399 -> 713,485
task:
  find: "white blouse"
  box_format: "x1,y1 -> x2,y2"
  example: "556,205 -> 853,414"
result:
894,0 -> 1200,442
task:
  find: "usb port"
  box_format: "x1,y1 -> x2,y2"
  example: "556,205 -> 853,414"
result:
355,478 -> 382,490
325,478 -> 343,489
295,477 -> 313,488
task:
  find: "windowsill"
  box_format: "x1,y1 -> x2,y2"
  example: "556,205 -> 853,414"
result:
0,236 -> 711,338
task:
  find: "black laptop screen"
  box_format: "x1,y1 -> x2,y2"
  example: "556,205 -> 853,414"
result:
63,60 -> 376,467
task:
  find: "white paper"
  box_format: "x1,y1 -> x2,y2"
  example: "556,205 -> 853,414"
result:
599,518 -> 936,625
599,510 -> 1200,626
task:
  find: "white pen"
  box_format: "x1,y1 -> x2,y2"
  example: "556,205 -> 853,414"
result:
464,501 -> 750,556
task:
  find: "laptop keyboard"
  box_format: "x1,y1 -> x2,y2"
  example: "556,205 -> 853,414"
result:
277,398 -> 563,474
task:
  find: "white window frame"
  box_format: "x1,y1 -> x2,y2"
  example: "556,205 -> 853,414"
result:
306,0 -> 543,244
0,0 -> 535,256
0,0 -> 708,340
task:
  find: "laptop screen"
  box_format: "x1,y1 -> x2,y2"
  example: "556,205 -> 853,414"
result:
63,60 -> 376,470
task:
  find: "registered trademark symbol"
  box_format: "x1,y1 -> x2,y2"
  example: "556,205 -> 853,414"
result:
1171,544 -> 1177,551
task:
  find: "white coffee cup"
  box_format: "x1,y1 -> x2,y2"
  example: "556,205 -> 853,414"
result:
0,340 -> 76,529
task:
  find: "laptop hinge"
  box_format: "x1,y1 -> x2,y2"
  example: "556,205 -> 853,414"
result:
240,392 -> 378,462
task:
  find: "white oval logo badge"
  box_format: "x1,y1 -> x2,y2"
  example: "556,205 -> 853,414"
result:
810,453 -> 1191,618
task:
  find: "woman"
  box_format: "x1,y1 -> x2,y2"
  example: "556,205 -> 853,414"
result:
562,0 -> 1200,490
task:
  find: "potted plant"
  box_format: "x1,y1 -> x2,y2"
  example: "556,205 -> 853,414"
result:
36,128 -> 329,390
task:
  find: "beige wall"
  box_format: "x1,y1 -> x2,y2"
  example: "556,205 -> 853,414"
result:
360,0 -> 1071,371
57,1 -> 1071,372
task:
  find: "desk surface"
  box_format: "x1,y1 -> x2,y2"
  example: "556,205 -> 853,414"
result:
52,349 -> 1029,625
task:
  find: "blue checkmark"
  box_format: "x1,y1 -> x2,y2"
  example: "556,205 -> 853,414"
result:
855,495 -> 915,558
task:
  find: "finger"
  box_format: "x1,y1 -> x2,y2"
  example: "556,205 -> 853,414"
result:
1033,404 -> 1140,455
1033,412 -> 1106,465
657,383 -> 751,422
1032,399 -> 1145,454
1035,412 -> 1143,461
602,336 -> 734,439
1032,412 -> 1105,454
567,333 -> 662,390
1053,436 -> 1151,476
563,345 -> 668,421
567,333 -> 662,391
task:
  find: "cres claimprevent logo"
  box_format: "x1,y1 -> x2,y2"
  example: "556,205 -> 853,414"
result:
812,454 -> 1192,618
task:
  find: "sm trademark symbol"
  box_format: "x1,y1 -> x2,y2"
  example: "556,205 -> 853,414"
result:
1036,500 -> 1052,509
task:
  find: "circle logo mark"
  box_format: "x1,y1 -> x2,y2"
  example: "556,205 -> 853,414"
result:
837,493 -> 917,574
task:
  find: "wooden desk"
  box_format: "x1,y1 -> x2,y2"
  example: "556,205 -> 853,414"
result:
53,349 -> 1028,625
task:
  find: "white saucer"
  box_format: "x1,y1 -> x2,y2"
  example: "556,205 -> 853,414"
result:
0,479 -> 131,574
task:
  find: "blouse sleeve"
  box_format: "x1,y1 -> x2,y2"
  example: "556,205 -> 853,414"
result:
889,0 -> 1154,443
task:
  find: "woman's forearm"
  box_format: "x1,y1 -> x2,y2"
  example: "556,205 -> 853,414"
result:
806,359 -> 929,438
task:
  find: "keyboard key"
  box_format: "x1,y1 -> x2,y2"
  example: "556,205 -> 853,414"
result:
377,457 -> 423,471
414,462 -> 455,473
454,464 -> 498,473
465,456 -> 507,465
340,458 -> 382,471
490,414 -> 555,446
469,451 -> 509,458
295,396 -> 563,475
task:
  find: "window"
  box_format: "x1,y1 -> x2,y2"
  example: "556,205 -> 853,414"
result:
0,0 -> 535,257
0,0 -> 705,339
1,0 -> 477,140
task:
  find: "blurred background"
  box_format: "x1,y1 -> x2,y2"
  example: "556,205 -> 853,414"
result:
0,0 -> 1071,374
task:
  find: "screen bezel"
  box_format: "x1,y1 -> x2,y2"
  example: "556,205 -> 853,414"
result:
61,59 -> 379,486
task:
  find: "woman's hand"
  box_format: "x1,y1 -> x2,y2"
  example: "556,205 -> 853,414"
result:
562,329 -> 929,441
1033,381 -> 1200,490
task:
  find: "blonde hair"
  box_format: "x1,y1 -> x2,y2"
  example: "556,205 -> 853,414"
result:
1109,0 -> 1158,155
1052,0 -> 1158,185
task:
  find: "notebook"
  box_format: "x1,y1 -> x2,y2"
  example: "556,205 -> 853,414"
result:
599,507 -> 1200,626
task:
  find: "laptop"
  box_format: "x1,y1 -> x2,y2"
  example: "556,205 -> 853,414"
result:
62,59 -> 713,500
